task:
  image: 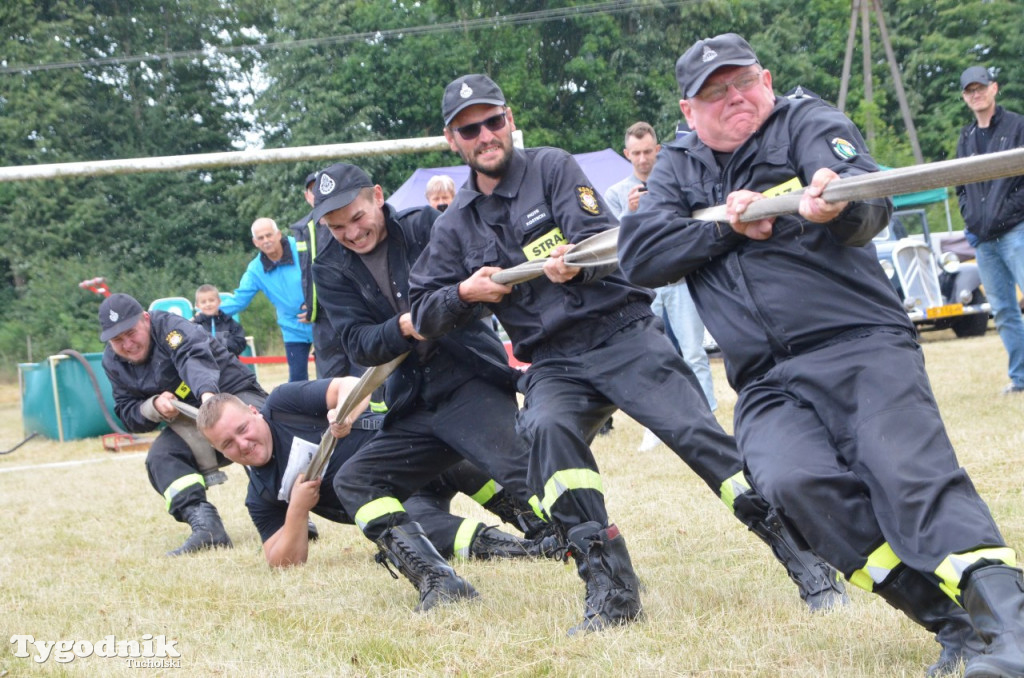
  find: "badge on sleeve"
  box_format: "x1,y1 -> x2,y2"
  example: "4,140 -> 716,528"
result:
165,330 -> 184,349
576,186 -> 601,215
830,137 -> 858,161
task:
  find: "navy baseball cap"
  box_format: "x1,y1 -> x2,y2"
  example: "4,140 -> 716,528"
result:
310,163 -> 374,224
303,171 -> 318,188
960,66 -> 993,90
99,293 -> 145,342
676,33 -> 760,98
442,74 -> 506,127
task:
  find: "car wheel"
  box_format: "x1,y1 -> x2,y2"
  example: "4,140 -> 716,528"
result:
952,290 -> 989,338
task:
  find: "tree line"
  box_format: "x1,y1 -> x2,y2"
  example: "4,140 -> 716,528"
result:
0,0 -> 1020,371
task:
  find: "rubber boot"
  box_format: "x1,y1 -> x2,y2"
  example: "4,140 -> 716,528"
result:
962,564 -> 1024,678
874,566 -> 984,677
737,491 -> 850,612
167,501 -> 233,556
375,521 -> 478,612
469,525 -> 533,559
566,522 -> 643,636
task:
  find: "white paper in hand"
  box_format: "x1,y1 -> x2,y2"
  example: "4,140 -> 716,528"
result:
277,436 -> 319,502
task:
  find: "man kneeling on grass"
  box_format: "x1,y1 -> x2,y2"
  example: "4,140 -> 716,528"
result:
196,377 -> 547,568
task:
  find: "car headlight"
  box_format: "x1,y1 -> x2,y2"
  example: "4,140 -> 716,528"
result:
940,252 -> 961,274
879,259 -> 895,278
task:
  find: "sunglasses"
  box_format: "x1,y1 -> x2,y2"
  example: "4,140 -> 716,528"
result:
695,71 -> 763,103
451,111 -> 508,140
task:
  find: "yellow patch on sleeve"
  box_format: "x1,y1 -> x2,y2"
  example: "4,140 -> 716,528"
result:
523,227 -> 567,261
174,381 -> 192,399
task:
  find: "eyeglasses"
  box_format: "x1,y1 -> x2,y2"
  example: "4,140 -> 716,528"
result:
695,71 -> 763,103
451,111 -> 508,140
963,84 -> 991,97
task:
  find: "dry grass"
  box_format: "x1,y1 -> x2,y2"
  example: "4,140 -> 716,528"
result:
2,332 -> 1022,677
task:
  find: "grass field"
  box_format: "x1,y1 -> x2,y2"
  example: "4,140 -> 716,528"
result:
2,331 -> 1022,677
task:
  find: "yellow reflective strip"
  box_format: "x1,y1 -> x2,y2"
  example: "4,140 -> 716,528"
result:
522,226 -> 566,261
469,479 -> 499,505
296,241 -> 308,252
936,547 -> 1018,602
174,382 -> 191,399
369,400 -> 388,413
762,176 -> 803,198
719,471 -> 750,512
528,495 -> 545,521
353,496 -> 405,532
453,520 -> 482,560
849,542 -> 902,592
541,468 -> 603,515
163,473 -> 205,511
308,222 -> 318,322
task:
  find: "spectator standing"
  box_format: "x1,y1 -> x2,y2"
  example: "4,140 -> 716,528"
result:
955,65 -> 1024,395
220,218 -> 314,382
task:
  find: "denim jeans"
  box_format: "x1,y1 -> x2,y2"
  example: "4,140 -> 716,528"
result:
284,341 -> 312,382
651,281 -> 717,410
975,220 -> 1024,388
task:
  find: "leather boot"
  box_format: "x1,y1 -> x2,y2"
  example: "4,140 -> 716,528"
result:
482,489 -> 548,539
307,519 -> 319,542
167,501 -> 233,556
875,566 -> 984,677
736,490 -> 850,612
566,522 -> 643,636
375,521 -> 478,612
470,525 -> 534,559
962,564 -> 1024,678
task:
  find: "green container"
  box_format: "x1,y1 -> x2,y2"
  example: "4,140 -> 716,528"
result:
18,352 -> 122,441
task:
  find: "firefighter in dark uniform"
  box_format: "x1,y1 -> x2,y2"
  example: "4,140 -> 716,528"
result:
99,293 -> 267,556
292,171 -> 361,379
196,377 -> 542,567
617,33 -> 1024,677
408,74 -> 846,636
307,163 -> 548,613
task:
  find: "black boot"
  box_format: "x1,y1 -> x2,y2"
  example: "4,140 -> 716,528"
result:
736,491 -> 850,612
469,525 -> 533,559
482,490 -> 548,539
307,519 -> 319,542
375,521 -> 478,612
962,564 -> 1024,678
167,502 -> 233,556
875,566 -> 984,677
566,522 -> 643,636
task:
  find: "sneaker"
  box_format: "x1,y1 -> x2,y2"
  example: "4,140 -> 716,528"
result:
1002,383 -> 1024,395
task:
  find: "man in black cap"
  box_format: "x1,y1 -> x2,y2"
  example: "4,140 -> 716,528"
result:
956,65 -> 1024,397
99,293 -> 267,555
291,171 -> 361,379
307,162 -> 550,613
617,33 -> 1024,677
409,72 -> 848,636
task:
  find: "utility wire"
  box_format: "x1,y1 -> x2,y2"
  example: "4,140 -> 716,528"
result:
1,0 -> 696,75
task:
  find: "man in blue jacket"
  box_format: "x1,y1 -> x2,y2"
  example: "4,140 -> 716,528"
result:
220,218 -> 314,382
956,65 -> 1024,396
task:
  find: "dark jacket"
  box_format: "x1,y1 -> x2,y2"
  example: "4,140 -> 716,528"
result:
291,212 -> 333,324
311,204 -> 518,422
102,311 -> 264,432
956,105 -> 1024,243
617,96 -> 911,391
192,310 -> 247,356
408,147 -> 653,363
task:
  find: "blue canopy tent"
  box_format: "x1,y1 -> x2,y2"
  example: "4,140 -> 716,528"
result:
387,148 -> 632,211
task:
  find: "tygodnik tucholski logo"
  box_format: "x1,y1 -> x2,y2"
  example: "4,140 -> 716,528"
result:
10,634 -> 182,667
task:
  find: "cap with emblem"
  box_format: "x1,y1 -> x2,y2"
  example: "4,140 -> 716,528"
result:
960,66 -> 993,90
676,33 -> 760,98
98,293 -> 145,342
442,74 -> 506,127
310,163 -> 375,225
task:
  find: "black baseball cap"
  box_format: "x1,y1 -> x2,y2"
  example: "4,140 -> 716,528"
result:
442,74 -> 506,127
310,163 -> 374,224
99,293 -> 145,342
676,33 -> 760,98
960,66 -> 993,90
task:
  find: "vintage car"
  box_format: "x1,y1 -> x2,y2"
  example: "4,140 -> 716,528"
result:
872,208 -> 989,337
